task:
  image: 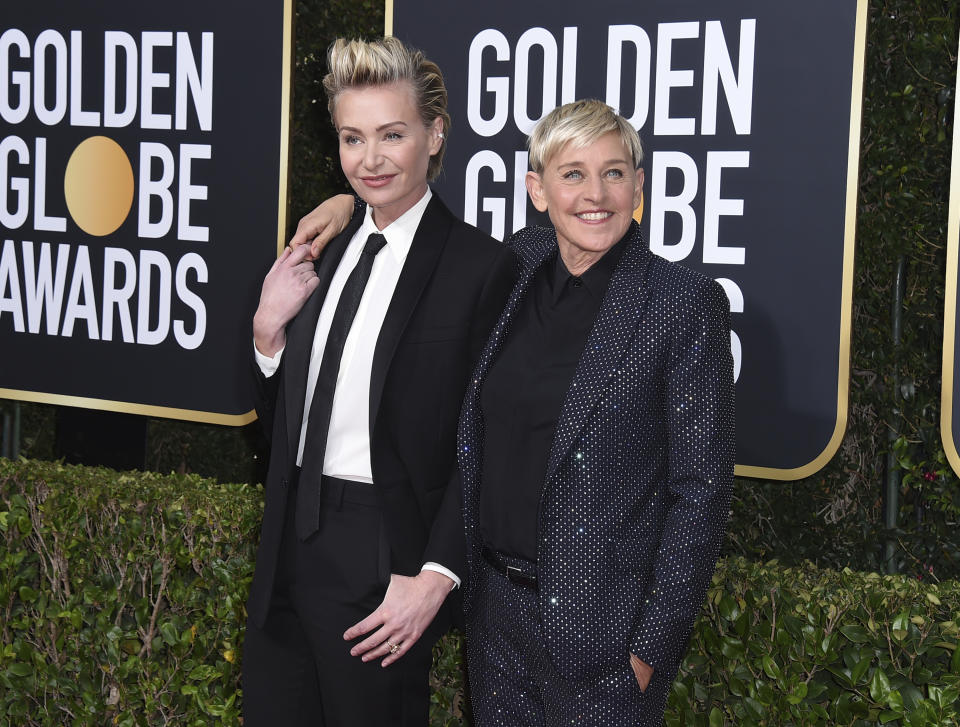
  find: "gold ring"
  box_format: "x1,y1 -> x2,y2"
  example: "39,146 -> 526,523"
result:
388,642 -> 400,654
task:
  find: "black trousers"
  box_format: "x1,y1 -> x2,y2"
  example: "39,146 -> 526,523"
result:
467,552 -> 671,726
242,475 -> 436,726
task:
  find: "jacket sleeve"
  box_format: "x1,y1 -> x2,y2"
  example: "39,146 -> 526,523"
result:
251,344 -> 283,444
629,278 -> 735,674
421,244 -> 517,577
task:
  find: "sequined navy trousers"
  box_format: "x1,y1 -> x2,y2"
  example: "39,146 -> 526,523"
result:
467,554 -> 671,726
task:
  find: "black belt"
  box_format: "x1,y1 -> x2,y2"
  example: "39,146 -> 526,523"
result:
481,546 -> 538,589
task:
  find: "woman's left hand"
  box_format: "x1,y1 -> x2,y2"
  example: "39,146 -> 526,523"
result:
629,652 -> 654,692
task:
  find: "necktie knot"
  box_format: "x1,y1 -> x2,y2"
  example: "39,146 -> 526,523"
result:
364,233 -> 387,256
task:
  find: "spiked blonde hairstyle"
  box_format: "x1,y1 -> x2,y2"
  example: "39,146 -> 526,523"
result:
527,100 -> 643,174
323,37 -> 450,181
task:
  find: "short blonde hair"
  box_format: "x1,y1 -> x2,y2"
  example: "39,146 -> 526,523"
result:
527,100 -> 643,174
323,37 -> 450,181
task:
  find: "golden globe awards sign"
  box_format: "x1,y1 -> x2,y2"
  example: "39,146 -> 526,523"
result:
940,34 -> 960,476
0,2 -> 291,424
389,0 -> 866,478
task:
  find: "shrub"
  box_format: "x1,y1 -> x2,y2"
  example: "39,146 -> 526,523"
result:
2,460 -> 958,726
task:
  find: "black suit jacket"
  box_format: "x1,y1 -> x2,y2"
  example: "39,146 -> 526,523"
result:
459,222 -> 735,685
248,194 -> 516,629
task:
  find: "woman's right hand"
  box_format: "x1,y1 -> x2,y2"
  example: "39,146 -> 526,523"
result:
289,194 -> 357,260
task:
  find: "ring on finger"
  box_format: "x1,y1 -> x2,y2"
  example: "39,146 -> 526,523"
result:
387,641 -> 401,655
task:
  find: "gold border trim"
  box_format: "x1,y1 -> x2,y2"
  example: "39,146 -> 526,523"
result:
735,0 -> 867,480
940,34 -> 960,475
385,0 -> 394,37
0,2 -> 294,427
276,0 -> 293,255
0,388 -> 256,426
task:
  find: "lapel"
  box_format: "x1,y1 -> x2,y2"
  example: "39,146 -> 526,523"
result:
282,212 -> 364,463
367,195 -> 451,438
544,223 -> 654,482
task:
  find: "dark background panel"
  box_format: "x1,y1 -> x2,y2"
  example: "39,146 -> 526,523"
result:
0,1 -> 287,417
395,0 -> 860,470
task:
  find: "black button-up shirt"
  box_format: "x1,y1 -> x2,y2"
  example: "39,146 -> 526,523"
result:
479,238 -> 626,561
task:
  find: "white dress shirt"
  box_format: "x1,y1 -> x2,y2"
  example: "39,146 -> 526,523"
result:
256,188 -> 458,587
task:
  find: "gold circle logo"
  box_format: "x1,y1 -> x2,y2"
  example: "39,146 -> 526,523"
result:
63,136 -> 135,236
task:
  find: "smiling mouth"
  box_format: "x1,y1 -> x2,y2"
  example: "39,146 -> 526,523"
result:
576,211 -> 612,221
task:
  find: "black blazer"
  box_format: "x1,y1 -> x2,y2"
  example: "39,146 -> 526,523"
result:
247,194 -> 516,628
459,222 -> 735,684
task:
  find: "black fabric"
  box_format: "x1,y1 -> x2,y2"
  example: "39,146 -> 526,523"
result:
479,240 -> 624,560
295,233 -> 388,540
243,475 -> 435,727
245,195 -> 517,722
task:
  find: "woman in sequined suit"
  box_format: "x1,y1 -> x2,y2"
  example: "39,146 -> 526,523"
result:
294,100 -> 735,726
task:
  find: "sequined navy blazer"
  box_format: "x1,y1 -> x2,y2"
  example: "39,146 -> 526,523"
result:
458,220 -> 735,681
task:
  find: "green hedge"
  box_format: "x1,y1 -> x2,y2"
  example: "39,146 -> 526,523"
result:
2,460 -> 958,726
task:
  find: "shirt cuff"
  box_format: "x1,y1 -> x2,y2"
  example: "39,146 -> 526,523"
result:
421,562 -> 460,590
254,339 -> 284,377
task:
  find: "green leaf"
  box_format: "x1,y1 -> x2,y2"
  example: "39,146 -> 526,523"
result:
785,681 -> 808,705
871,669 -> 892,703
850,656 -> 872,685
17,586 -> 37,602
840,625 -> 870,643
761,655 -> 781,680
159,622 -> 178,646
708,707 -> 724,727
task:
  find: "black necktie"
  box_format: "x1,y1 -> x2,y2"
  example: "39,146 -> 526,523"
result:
296,232 -> 388,540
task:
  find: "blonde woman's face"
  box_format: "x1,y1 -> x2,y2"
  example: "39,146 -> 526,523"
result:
525,131 -> 644,273
335,81 -> 442,229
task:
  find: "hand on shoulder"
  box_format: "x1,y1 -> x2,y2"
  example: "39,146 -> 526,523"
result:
289,194 -> 357,260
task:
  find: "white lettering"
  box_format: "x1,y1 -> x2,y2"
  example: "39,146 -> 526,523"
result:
33,29 -> 68,126
69,31 -> 100,126
173,252 -> 206,349
0,239 -> 25,332
140,31 -> 173,130
101,246 -> 137,342
136,249 -> 171,345
22,241 -> 69,335
467,29 -> 510,137
138,142 -> 175,238
702,20 -> 755,135
649,151 -> 698,261
0,135 -> 30,230
60,244 -> 99,339
703,151 -> 748,265
0,29 -> 30,124
103,31 -> 138,128
654,22 -> 699,136
464,150 -> 507,241
175,32 -> 213,131
605,25 -> 651,129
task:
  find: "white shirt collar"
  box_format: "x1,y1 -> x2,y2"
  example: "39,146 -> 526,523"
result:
357,187 -> 433,264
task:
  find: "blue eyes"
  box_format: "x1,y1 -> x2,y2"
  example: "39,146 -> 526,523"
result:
561,169 -> 626,180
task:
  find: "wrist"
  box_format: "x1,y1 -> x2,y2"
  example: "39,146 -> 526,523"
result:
253,312 -> 286,357
417,569 -> 454,597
